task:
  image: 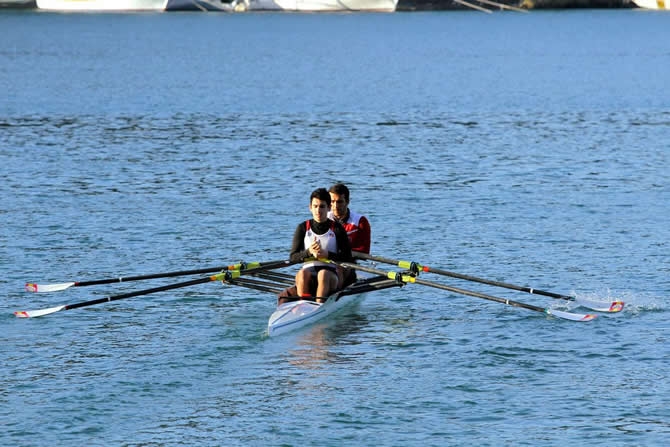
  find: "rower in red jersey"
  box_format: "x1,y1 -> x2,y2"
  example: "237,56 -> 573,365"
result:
328,183 -> 371,287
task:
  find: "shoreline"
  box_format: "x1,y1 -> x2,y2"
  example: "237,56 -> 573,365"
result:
0,0 -> 641,11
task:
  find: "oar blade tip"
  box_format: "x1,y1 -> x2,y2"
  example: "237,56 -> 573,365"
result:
609,301 -> 625,313
575,297 -> 625,313
24,282 -> 75,293
548,308 -> 597,322
14,305 -> 66,318
579,313 -> 597,322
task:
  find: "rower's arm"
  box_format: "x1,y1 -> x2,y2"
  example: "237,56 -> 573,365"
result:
329,223 -> 353,262
289,222 -> 311,263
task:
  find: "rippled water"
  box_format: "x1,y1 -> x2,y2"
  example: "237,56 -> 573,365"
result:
2,9 -> 669,447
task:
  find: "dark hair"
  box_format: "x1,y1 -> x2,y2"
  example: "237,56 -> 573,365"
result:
328,183 -> 350,202
310,188 -> 331,204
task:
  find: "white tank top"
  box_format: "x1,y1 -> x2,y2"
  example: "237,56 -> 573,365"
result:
302,220 -> 338,269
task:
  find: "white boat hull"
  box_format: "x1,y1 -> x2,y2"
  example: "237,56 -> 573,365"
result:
267,274 -> 403,337
254,0 -> 397,11
632,0 -> 668,8
36,0 -> 168,10
267,292 -> 365,337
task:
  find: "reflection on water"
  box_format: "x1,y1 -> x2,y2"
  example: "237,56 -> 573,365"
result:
3,11 -> 669,447
286,312 -> 370,369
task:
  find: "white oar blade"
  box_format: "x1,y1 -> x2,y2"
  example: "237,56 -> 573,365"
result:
547,308 -> 597,322
25,282 -> 75,293
575,298 -> 624,313
14,305 -> 66,318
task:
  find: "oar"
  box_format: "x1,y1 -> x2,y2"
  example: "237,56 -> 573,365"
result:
25,260 -> 287,293
15,260 -> 293,318
339,262 -> 596,322
353,252 -> 623,313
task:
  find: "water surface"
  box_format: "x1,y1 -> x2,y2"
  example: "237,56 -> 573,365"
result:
1,10 -> 669,446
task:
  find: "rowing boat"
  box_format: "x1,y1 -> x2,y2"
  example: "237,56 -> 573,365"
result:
266,274 -> 403,337
220,267 -> 404,336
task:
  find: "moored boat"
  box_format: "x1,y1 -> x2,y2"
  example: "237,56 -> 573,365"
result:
36,0 -> 168,11
632,0 -> 668,8
166,0 -> 397,12
0,0 -> 36,8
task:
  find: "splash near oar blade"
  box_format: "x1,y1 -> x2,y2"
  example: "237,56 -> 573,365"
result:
573,297 -> 624,313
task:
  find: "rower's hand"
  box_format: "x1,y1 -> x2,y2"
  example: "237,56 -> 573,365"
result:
309,240 -> 323,258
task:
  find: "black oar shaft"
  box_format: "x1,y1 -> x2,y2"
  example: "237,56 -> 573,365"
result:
58,261 -> 294,313
341,262 -> 547,314
70,260 -> 290,288
412,276 -> 546,313
66,277 -> 214,311
353,252 -> 572,301
226,279 -> 283,295
73,267 -> 228,287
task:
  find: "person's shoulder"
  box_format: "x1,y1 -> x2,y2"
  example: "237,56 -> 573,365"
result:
331,218 -> 347,231
350,210 -> 370,224
295,220 -> 309,230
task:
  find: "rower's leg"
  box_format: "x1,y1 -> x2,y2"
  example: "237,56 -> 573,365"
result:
295,269 -> 314,297
316,269 -> 338,301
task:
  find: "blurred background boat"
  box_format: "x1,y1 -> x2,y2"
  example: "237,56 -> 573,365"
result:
165,0 -> 397,11
631,0 -> 667,8
0,0 -> 36,7
34,0 -> 168,10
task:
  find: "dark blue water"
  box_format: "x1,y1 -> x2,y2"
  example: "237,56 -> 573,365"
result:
2,10 -> 669,446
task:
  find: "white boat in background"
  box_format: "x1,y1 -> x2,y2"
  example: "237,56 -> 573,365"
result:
632,0 -> 668,8
258,0 -> 397,11
166,0 -> 397,12
165,0 -> 241,10
0,0 -> 36,8
36,0 -> 168,10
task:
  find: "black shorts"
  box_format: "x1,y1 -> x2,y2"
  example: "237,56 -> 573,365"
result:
305,265 -> 337,276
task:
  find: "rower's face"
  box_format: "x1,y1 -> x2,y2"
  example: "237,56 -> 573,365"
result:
329,193 -> 348,219
310,198 -> 330,223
